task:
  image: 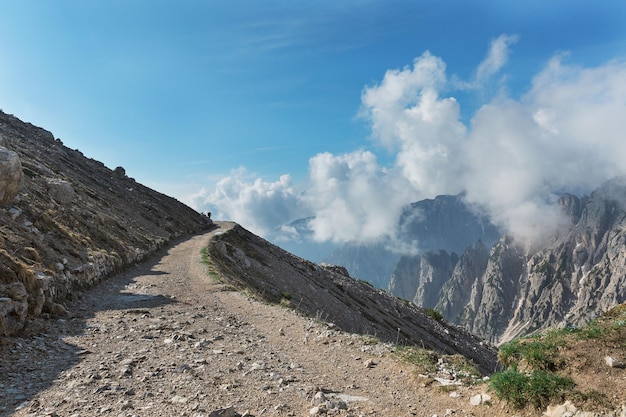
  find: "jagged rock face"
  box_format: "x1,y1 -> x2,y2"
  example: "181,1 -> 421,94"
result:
415,177 -> 626,344
460,236 -> 525,343
0,144 -> 23,206
388,250 -> 458,308
496,179 -> 626,341
435,241 -> 489,324
0,111 -> 212,335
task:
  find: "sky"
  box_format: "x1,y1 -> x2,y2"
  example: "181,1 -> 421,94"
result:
2,1 -> 626,258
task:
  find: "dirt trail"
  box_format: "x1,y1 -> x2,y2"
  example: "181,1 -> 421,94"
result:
0,222 -> 505,417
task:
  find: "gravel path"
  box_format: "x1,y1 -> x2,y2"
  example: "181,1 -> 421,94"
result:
1,223 -> 499,417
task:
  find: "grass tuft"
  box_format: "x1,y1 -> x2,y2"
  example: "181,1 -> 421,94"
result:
490,369 -> 574,409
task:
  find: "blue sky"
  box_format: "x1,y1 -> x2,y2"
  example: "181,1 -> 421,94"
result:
2,1 -> 626,256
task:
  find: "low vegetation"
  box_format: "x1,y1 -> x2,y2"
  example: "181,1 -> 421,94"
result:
395,345 -> 481,385
200,247 -> 222,283
490,303 -> 626,410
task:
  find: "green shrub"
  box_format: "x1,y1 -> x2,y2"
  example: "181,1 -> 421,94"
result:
525,371 -> 574,409
498,339 -> 561,371
490,369 -> 529,408
490,369 -> 574,409
425,308 -> 443,322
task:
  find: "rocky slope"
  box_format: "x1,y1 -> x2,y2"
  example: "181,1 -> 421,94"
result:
0,111 -> 212,336
207,223 -> 499,375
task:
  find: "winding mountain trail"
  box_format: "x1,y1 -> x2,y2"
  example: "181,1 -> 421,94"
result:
1,222 -> 502,417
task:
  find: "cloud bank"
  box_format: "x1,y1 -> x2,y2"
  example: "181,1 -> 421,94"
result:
189,34 -> 626,248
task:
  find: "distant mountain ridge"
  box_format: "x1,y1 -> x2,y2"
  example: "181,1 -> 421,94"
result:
326,193 -> 501,289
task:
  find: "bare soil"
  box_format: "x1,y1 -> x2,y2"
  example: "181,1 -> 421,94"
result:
1,223 -> 624,417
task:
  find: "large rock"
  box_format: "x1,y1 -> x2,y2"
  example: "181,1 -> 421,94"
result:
45,178 -> 76,204
0,282 -> 29,336
0,146 -> 23,206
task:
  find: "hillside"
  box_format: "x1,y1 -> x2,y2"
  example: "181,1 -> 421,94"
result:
0,111 -> 212,336
207,223 -> 498,375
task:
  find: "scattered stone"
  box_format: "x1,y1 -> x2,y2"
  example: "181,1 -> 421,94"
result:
209,406 -> 241,417
364,358 -> 376,368
45,177 -> 76,204
469,393 -> 491,406
171,395 -> 188,404
605,355 -> 625,368
309,405 -> 327,416
543,400 -> 578,417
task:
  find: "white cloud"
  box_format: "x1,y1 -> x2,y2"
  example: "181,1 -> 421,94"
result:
189,167 -> 305,237
191,36 -> 626,250
305,150 -> 415,242
476,34 -> 519,84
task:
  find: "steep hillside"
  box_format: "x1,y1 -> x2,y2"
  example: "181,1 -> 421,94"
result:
0,111 -> 212,336
207,223 -> 499,375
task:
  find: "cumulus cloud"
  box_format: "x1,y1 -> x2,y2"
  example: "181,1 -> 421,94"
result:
188,167 -> 305,237
305,150 -> 414,242
191,35 -> 626,249
462,55 -> 626,244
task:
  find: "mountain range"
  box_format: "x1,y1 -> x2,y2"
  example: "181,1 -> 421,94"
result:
329,180 -> 626,344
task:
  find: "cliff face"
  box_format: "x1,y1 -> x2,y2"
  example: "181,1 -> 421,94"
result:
393,177 -> 626,344
0,111 -> 212,336
388,250 -> 458,308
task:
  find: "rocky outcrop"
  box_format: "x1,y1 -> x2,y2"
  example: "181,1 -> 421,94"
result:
0,142 -> 23,206
460,236 -> 525,343
435,241 -> 490,324
388,250 -> 458,308
396,177 -> 626,344
0,110 -> 212,335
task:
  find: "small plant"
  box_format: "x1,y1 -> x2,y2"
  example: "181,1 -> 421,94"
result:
577,320 -> 607,339
498,339 -> 562,371
396,346 -> 439,374
361,334 -> 381,345
280,291 -> 292,300
441,354 -> 481,383
425,308 -> 444,322
200,247 -> 222,283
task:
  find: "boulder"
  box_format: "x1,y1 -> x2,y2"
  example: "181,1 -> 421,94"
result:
0,282 -> 29,336
0,146 -> 23,206
45,178 -> 76,204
